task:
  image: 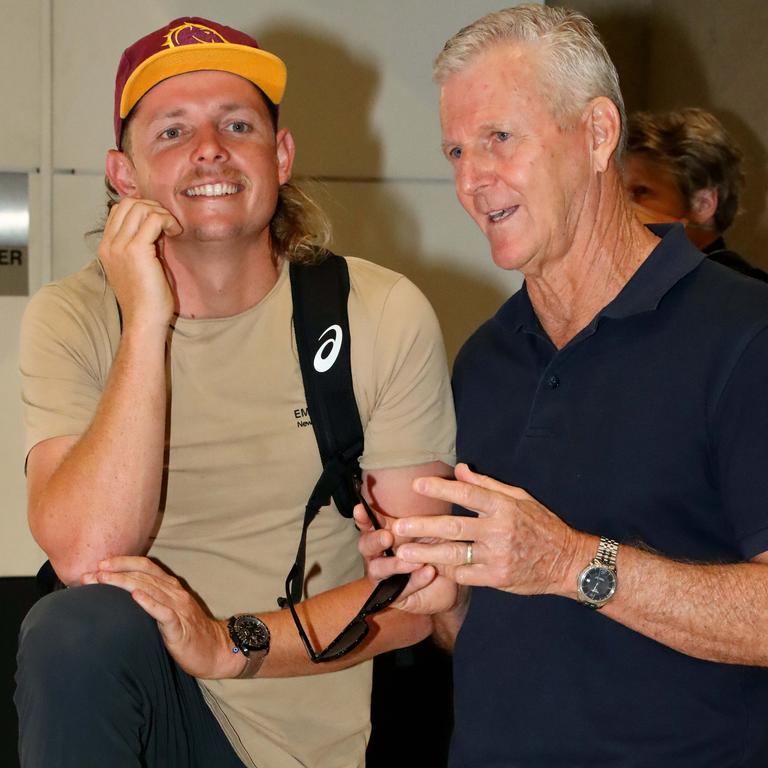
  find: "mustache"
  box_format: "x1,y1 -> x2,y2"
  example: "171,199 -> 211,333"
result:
177,167 -> 247,190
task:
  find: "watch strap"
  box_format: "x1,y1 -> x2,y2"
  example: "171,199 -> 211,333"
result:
595,537 -> 619,570
577,536 -> 619,609
235,648 -> 267,679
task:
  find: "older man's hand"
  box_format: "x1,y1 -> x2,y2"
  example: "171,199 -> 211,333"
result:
393,463 -> 583,596
354,504 -> 460,615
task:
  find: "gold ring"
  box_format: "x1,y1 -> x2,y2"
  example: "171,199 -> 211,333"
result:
465,542 -> 473,566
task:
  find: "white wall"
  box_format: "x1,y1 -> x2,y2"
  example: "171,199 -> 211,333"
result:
0,1 -> 46,575
0,0 -> 525,576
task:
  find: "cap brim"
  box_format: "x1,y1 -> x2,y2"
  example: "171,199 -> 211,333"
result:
120,43 -> 287,118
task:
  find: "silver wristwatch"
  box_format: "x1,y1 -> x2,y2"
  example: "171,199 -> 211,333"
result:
577,537 -> 619,609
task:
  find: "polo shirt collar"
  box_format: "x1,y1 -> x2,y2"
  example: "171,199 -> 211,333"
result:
601,224 -> 704,319
505,224 -> 704,335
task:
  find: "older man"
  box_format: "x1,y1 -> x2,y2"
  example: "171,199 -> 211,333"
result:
15,17 -> 454,768
361,5 -> 768,766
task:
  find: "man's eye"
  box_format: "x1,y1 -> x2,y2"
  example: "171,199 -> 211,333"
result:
160,127 -> 181,140
495,131 -> 510,142
227,121 -> 251,133
448,146 -> 462,160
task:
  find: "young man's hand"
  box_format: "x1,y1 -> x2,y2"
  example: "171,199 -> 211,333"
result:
98,198 -> 182,333
82,556 -> 243,679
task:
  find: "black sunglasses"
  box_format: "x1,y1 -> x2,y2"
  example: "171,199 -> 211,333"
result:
278,482 -> 409,663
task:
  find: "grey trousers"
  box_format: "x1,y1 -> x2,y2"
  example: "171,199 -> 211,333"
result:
15,584 -> 247,768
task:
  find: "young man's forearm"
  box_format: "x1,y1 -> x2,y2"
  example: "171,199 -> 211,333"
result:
29,325 -> 167,584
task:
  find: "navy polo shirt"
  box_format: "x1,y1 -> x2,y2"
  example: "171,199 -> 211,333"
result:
450,226 -> 768,767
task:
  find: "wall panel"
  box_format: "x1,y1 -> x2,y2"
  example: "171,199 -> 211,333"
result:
0,2 -> 41,171
53,0 -> 514,179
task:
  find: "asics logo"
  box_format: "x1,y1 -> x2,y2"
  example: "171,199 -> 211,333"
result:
313,324 -> 343,372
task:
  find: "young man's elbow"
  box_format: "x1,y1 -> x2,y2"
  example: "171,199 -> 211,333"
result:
46,552 -> 97,587
32,525 -> 114,587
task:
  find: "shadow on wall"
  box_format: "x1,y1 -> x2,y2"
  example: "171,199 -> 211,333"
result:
258,21 -> 511,365
573,5 -> 655,114
317,179 -> 510,364
580,6 -> 710,114
558,0 -> 768,260
719,111 -> 768,263
258,22 -> 382,179
645,9 -> 768,265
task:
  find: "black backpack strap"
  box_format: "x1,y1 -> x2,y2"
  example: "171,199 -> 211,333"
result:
290,253 -> 364,518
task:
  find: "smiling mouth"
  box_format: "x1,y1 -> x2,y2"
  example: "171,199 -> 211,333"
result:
488,206 -> 518,223
183,182 -> 242,198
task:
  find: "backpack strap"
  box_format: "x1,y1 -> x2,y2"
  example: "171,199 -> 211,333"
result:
289,253 -> 364,518
40,256 -> 364,600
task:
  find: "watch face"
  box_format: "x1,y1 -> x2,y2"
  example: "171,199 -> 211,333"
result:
233,615 -> 270,652
579,566 -> 617,603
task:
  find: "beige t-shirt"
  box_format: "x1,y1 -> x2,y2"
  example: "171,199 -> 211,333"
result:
20,255 -> 456,768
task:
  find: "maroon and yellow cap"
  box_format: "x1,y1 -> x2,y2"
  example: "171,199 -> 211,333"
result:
114,17 -> 287,147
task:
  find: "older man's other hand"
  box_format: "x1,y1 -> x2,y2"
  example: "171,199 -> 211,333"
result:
393,463 -> 585,597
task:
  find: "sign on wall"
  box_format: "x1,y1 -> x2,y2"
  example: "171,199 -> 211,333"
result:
0,172 -> 28,296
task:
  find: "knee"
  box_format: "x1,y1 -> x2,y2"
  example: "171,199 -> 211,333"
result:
17,584 -> 160,685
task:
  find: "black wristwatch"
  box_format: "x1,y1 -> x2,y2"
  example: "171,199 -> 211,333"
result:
577,537 -> 619,609
227,614 -> 270,678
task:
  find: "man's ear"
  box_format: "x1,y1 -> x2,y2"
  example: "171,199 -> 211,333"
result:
689,187 -> 718,227
105,149 -> 139,198
275,128 -> 296,186
587,96 -> 621,173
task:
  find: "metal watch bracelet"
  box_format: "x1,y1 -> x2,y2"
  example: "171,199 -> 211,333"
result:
595,536 -> 619,568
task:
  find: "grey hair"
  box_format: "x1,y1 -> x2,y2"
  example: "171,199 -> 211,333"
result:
434,4 -> 627,157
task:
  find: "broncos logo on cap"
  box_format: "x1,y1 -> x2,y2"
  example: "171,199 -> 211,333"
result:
163,22 -> 228,49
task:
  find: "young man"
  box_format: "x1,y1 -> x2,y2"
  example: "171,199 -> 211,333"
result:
15,17 -> 455,768
361,6 -> 768,766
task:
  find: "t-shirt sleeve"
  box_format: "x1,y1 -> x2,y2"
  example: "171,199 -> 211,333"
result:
358,275 -> 456,470
711,325 -> 768,559
20,282 -> 116,458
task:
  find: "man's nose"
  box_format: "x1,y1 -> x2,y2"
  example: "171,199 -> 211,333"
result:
456,150 -> 494,196
192,125 -> 230,164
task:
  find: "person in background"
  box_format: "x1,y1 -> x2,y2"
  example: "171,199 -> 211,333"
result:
624,107 -> 766,280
